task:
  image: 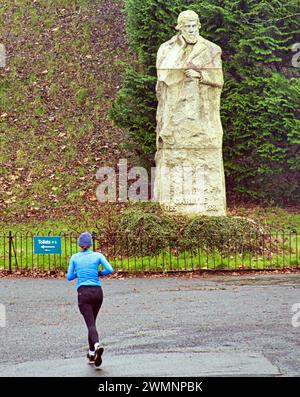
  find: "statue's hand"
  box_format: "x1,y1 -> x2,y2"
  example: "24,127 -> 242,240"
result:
184,69 -> 203,80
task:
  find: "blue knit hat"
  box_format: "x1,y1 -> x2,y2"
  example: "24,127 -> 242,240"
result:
78,232 -> 93,248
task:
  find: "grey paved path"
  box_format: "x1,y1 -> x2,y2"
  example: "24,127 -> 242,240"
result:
0,274 -> 299,376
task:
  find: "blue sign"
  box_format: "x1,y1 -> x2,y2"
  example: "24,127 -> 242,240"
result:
34,236 -> 62,254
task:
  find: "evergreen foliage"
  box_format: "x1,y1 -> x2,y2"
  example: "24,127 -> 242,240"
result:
112,203 -> 269,256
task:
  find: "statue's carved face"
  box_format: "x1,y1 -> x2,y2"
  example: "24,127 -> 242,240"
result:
180,19 -> 199,44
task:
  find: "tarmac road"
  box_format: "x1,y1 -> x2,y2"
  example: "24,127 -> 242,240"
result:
0,274 -> 299,376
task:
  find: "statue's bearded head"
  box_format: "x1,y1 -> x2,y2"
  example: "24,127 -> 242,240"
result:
176,10 -> 201,44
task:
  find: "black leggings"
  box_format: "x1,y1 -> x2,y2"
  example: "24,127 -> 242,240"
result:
77,286 -> 103,351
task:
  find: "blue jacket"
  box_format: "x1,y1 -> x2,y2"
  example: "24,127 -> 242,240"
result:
67,249 -> 113,289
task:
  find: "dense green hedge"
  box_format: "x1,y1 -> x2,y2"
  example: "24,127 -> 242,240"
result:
181,214 -> 265,253
110,0 -> 300,204
95,202 -> 270,256
114,205 -> 178,256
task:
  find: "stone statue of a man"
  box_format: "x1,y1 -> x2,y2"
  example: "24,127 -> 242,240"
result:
153,10 -> 227,216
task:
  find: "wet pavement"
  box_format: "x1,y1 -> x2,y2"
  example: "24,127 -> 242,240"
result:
0,274 -> 299,376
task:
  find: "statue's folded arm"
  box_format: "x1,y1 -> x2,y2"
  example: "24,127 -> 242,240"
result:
200,68 -> 224,89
